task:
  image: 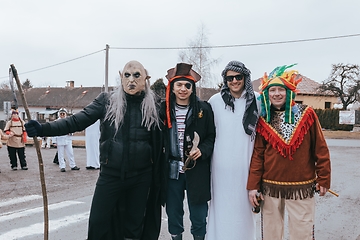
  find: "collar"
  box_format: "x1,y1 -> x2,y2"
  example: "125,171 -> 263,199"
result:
256,105 -> 316,160
271,104 -> 286,111
125,91 -> 145,101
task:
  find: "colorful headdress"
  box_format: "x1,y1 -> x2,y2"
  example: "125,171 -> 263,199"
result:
165,63 -> 201,128
259,64 -> 302,123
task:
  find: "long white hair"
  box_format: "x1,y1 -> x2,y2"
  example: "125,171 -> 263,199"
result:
105,78 -> 160,131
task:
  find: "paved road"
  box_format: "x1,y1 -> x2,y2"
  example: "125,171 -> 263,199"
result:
0,139 -> 359,239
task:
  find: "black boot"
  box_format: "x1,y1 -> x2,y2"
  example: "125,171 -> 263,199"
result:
171,234 -> 182,240
193,235 -> 205,240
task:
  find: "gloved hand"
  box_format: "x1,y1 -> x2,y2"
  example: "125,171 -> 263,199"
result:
25,120 -> 43,137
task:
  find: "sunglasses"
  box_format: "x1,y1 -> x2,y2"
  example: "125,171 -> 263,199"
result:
225,74 -> 244,82
59,113 -> 66,115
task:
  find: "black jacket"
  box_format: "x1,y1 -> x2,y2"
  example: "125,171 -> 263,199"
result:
160,99 -> 216,205
42,92 -> 160,177
41,92 -> 163,240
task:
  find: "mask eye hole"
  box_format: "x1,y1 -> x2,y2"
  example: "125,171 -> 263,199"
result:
124,72 -> 131,78
133,72 -> 141,78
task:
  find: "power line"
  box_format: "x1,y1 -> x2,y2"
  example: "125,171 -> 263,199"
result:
1,33 -> 359,80
111,33 -> 360,50
1,49 -> 104,80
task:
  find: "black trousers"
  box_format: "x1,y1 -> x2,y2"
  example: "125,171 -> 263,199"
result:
166,173 -> 208,236
7,146 -> 27,168
87,170 -> 152,240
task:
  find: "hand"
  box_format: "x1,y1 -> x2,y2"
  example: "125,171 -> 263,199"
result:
189,147 -> 202,160
248,190 -> 263,207
316,183 -> 328,196
8,131 -> 14,137
25,120 -> 43,137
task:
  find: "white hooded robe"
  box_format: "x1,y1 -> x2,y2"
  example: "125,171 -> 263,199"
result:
206,92 -> 258,240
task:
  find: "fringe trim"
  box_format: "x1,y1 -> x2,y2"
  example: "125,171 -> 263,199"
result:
256,106 -> 316,160
262,182 -> 315,200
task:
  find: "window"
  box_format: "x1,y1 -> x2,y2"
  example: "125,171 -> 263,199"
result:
38,114 -> 45,120
325,102 -> 331,109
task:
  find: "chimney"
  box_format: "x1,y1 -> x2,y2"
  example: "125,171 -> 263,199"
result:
66,80 -> 74,88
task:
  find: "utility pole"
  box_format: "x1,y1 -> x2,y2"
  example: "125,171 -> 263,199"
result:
104,44 -> 109,92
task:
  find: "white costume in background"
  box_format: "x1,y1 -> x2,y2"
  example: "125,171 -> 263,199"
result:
85,120 -> 100,169
206,92 -> 259,240
52,133 -> 76,169
41,137 -> 51,149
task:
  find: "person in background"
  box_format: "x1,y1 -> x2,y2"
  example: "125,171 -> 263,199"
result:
85,119 -> 100,170
52,151 -> 60,165
206,61 -> 260,240
41,137 -> 51,149
0,129 -> 14,173
161,63 -> 215,240
51,108 -> 80,172
25,60 -> 163,240
247,64 -> 331,240
4,109 -> 28,171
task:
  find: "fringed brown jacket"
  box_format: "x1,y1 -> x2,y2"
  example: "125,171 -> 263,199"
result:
247,105 -> 331,200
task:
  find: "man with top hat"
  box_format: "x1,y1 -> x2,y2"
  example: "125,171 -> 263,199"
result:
160,63 -> 215,240
4,109 -> 28,170
246,64 -> 331,239
25,60 -> 163,240
206,60 -> 260,240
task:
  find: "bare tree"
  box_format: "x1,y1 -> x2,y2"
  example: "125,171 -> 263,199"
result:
178,23 -> 220,94
150,78 -> 166,101
1,81 -> 10,89
318,63 -> 360,110
22,78 -> 33,90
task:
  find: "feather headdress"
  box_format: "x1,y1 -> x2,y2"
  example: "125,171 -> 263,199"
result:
259,64 -> 302,123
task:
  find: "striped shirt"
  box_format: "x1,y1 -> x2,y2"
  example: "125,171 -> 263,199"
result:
175,104 -> 189,173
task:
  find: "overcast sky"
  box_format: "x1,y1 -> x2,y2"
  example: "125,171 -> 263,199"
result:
1,0 -> 359,89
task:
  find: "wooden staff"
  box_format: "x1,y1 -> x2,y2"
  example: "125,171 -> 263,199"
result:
328,189 -> 339,197
10,64 -> 49,240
